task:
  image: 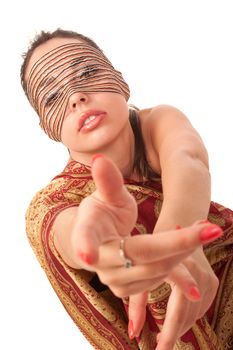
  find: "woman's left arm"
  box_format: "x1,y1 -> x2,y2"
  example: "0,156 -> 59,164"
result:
128,106 -> 219,348
147,104 -> 211,231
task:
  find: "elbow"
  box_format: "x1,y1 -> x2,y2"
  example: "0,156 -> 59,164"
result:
182,149 -> 211,189
181,146 -> 210,172
168,148 -> 211,186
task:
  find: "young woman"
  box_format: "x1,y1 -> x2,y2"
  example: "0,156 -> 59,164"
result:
21,29 -> 233,349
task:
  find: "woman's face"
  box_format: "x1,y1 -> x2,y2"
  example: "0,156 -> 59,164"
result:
25,37 -> 130,156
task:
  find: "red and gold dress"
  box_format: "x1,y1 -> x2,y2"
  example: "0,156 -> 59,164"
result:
26,160 -> 233,349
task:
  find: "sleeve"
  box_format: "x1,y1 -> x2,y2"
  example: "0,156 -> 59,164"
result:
25,176 -> 139,350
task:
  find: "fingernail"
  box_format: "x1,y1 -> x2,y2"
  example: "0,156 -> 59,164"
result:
128,320 -> 135,339
91,154 -> 104,165
189,286 -> 201,299
176,225 -> 182,229
200,225 -> 223,242
78,252 -> 94,265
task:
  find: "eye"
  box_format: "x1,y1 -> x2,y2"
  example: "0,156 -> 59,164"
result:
44,91 -> 59,107
78,67 -> 99,79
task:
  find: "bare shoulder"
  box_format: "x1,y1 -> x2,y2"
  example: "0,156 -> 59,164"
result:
139,104 -> 201,144
139,104 -> 190,125
139,105 -> 188,145
138,104 -> 207,171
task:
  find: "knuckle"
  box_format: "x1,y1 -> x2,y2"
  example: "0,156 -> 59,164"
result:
212,274 -> 219,288
184,258 -> 197,272
200,270 -> 219,292
138,262 -> 170,279
102,274 -> 114,285
131,242 -> 155,263
111,286 -> 128,299
134,248 -> 149,262
157,260 -> 172,275
97,272 -> 111,286
209,274 -> 219,292
137,265 -> 153,278
180,234 -> 193,250
97,273 -> 106,285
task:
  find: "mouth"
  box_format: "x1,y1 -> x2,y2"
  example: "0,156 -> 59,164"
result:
78,110 -> 106,132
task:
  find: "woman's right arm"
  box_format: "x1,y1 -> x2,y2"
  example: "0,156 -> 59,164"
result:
53,207 -> 81,269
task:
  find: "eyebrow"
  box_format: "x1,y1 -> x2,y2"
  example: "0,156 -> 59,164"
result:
69,58 -> 84,68
38,57 -> 90,90
40,76 -> 56,88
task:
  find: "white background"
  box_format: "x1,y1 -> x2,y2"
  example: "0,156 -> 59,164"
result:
1,0 -> 233,349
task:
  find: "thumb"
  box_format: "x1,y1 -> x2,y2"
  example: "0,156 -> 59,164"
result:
128,292 -> 148,340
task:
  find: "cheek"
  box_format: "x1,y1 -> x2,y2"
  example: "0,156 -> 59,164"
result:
60,115 -> 78,146
103,95 -> 129,117
112,101 -> 129,121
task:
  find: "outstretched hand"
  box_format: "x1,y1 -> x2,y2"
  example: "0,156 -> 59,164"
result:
71,154 -> 137,266
128,229 -> 222,350
70,155 -> 222,349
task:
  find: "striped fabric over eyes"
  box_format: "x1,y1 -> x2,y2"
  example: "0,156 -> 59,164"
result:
27,43 -> 130,141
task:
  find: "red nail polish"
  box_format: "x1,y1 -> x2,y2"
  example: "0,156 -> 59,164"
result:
190,286 -> 201,299
78,252 -> 94,265
128,320 -> 135,340
176,225 -> 182,229
200,225 -> 223,242
91,154 -> 103,165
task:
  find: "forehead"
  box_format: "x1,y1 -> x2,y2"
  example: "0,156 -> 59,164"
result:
25,37 -> 85,81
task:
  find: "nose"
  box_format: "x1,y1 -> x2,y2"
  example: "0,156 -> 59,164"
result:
69,92 -> 88,111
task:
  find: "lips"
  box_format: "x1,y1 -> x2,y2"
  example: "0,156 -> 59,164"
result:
78,110 -> 106,131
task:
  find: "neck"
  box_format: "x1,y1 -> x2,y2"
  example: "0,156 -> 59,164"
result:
69,120 -> 135,178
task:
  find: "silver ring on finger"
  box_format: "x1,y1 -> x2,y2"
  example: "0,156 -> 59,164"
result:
119,238 -> 133,268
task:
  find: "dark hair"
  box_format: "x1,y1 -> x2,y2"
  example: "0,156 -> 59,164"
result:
129,108 -> 157,180
20,28 -> 104,98
20,28 -> 157,181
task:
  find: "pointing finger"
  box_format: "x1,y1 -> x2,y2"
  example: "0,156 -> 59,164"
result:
100,223 -> 222,267
128,292 -> 148,339
91,154 -> 131,205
